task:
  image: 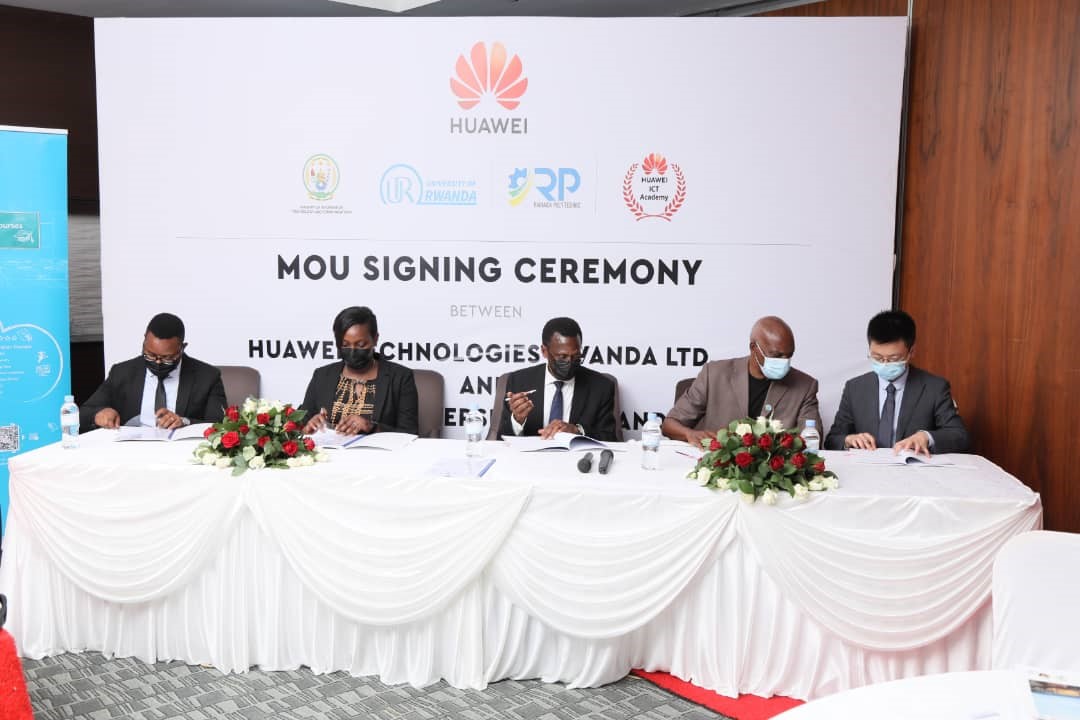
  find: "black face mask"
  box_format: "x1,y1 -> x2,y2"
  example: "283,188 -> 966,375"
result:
550,357 -> 579,381
340,347 -> 374,370
144,357 -> 179,379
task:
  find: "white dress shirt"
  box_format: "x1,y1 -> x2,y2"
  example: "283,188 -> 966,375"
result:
138,359 -> 182,427
878,369 -> 934,447
511,366 -> 576,436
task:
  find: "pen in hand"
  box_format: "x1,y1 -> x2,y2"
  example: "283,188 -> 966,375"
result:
504,389 -> 537,403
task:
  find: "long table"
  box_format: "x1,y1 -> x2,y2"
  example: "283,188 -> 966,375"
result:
0,432 -> 1041,700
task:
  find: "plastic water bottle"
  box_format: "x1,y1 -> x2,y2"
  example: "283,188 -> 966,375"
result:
641,413 -> 662,470
801,419 -> 820,453
464,403 -> 485,458
60,394 -> 80,449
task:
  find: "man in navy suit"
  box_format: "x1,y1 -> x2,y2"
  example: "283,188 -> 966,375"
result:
825,310 -> 969,455
498,317 -> 617,441
81,313 -> 227,432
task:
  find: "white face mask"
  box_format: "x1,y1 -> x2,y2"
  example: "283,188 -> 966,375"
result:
754,344 -> 791,380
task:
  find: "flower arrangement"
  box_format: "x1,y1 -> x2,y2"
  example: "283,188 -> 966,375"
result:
687,417 -> 838,504
193,398 -> 328,475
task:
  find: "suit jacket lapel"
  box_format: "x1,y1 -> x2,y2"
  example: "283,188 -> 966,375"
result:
731,357 -> 750,420
175,357 -> 192,418
527,364 -> 547,432
896,368 -> 924,440
766,380 -> 789,419
569,371 -> 590,425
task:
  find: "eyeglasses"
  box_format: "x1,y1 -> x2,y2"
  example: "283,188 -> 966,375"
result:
868,353 -> 909,364
143,349 -> 183,364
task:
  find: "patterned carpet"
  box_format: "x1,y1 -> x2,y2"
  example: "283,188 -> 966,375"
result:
23,654 -> 727,720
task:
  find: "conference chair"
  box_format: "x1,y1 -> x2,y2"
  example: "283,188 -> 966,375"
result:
412,369 -> 444,439
674,377 -> 694,406
487,371 -> 623,441
216,365 -> 261,409
992,530 -> 1080,673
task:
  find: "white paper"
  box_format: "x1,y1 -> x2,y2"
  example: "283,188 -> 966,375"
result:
852,448 -> 957,467
502,433 -> 614,452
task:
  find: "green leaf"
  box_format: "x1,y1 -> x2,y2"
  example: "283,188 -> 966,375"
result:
737,479 -> 755,494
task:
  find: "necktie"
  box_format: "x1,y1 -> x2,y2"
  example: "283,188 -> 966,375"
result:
155,376 -> 167,412
548,381 -> 564,424
877,383 -> 896,449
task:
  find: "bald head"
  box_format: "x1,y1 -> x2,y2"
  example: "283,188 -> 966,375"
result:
750,316 -> 795,359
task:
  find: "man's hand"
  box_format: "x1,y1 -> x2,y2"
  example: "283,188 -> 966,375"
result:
539,419 -> 579,439
506,391 -> 534,424
336,414 -> 375,435
95,408 -> 120,429
684,429 -> 712,450
303,408 -> 328,435
155,408 -> 186,430
894,431 -> 931,456
845,433 -> 877,450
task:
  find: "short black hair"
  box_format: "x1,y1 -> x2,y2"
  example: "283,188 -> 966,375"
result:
146,313 -> 185,342
333,306 -> 378,346
542,317 -> 582,345
867,310 -> 916,348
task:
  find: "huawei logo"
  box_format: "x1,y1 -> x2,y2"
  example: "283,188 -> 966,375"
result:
641,153 -> 668,176
450,41 -> 528,111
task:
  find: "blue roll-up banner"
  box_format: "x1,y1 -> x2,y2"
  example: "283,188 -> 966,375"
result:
0,125 -> 70,531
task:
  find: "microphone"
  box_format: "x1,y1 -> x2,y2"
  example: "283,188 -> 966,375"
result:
598,449 -> 614,475
577,452 -> 594,473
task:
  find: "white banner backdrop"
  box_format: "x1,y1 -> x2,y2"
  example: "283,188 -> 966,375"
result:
95,17 -> 906,437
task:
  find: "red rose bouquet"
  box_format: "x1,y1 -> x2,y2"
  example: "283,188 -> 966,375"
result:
193,398 -> 326,475
688,416 -> 838,503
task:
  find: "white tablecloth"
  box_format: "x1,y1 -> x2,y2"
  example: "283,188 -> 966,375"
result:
0,433 -> 1042,699
775,670 -> 1038,719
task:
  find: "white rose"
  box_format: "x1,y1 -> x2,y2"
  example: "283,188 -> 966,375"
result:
242,398 -> 257,413
761,488 -> 779,505
256,403 -> 271,415
695,467 -> 712,486
770,419 -> 785,432
735,423 -> 753,437
793,483 -> 810,501
300,455 -> 315,467
286,457 -> 300,468
315,452 -> 330,463
248,455 -> 266,470
214,457 -> 232,469
822,475 -> 839,490
752,418 -> 768,435
740,492 -> 756,504
809,478 -> 825,492
272,400 -> 284,411
201,453 -> 218,466
715,477 -> 730,491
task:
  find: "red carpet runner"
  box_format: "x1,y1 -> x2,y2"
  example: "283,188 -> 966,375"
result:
632,670 -> 803,720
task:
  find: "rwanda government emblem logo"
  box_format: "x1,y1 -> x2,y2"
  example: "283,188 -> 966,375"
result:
623,153 -> 686,221
303,154 -> 340,201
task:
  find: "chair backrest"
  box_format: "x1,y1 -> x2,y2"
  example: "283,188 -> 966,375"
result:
217,365 -> 261,409
412,369 -> 444,439
486,371 -> 623,441
992,530 -> 1080,673
487,372 -> 510,440
674,377 -> 694,406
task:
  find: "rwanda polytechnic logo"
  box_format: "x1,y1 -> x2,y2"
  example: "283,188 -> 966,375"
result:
449,42 -> 529,135
623,153 -> 686,221
303,154 -> 339,201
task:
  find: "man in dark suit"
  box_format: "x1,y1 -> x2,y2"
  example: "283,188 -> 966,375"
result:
80,313 -> 227,431
825,310 -> 969,455
498,317 -> 617,441
662,316 -> 822,448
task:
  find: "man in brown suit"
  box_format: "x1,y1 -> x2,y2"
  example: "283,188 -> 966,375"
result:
662,316 -> 822,448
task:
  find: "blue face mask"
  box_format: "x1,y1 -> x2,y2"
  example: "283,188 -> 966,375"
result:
754,345 -> 791,380
872,360 -> 907,382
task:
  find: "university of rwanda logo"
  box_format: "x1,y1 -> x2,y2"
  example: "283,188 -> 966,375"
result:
303,154 -> 339,201
623,153 -> 686,221
450,41 -> 528,110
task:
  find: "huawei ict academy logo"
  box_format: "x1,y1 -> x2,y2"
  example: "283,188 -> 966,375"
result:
623,153 -> 687,221
449,41 -> 529,135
